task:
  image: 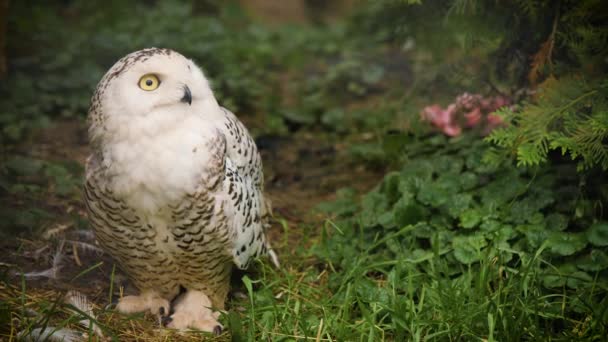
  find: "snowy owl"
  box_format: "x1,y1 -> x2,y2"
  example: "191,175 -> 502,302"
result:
84,48 -> 278,333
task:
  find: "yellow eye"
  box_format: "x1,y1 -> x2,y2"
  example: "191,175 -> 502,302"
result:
138,74 -> 160,91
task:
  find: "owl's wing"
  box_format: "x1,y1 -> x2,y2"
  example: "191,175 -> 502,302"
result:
218,107 -> 264,188
218,107 -> 279,269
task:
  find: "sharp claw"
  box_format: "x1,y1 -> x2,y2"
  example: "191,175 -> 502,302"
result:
105,301 -> 117,310
161,315 -> 173,327
213,325 -> 222,336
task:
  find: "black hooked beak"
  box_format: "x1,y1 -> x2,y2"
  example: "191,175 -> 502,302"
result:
180,85 -> 192,105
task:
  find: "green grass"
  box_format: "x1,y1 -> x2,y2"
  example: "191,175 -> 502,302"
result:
2,238 -> 607,341
225,220 -> 607,341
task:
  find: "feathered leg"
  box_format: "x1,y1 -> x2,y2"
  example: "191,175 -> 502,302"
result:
115,290 -> 170,316
164,289 -> 222,334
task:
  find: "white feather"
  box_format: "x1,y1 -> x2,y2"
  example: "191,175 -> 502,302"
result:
68,230 -> 95,241
65,240 -> 104,255
22,240 -> 64,279
104,113 -> 217,213
90,50 -> 224,214
64,290 -> 104,339
18,327 -> 82,342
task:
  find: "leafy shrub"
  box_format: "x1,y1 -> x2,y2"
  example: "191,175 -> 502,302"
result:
353,0 -> 608,170
486,77 -> 608,170
315,132 -> 607,336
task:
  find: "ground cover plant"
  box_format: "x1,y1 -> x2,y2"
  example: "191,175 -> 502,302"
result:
1,0 -> 607,341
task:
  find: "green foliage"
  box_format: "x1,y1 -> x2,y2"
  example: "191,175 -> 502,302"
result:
354,0 -> 608,172
322,134 -> 608,278
275,28 -> 411,132
588,222 -> 608,247
2,0 -> 607,339
310,132 -> 608,338
0,155 -> 82,235
486,77 -> 608,170
0,0 -> 295,143
2,0 -> 409,141
237,228 -> 608,339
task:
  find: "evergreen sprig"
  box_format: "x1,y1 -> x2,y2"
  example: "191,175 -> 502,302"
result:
486,77 -> 608,170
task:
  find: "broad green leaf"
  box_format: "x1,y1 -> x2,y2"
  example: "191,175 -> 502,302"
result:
394,199 -> 427,227
447,193 -> 473,218
379,172 -> 402,204
577,249 -> 608,271
480,219 -> 501,232
458,172 -> 478,190
518,224 -> 548,249
496,225 -> 516,242
566,271 -> 593,289
542,273 -> 566,288
382,133 -> 412,160
459,208 -> 482,229
355,278 -> 390,305
545,213 -> 568,231
433,155 -> 464,174
547,232 -> 587,256
360,191 -> 390,227
417,177 -> 458,207
495,241 -> 514,263
412,222 -> 434,239
509,197 -> 553,224
400,161 -> 434,187
479,170 -> 526,205
542,264 -> 577,288
587,222 -> 608,246
453,234 -> 487,264
377,210 -> 396,228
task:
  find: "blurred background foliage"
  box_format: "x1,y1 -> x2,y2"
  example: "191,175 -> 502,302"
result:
1,0 -> 607,339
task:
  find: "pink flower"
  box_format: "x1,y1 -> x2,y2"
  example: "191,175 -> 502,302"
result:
464,108 -> 482,127
443,104 -> 457,123
487,113 -> 504,126
421,105 -> 445,125
421,104 -> 462,136
492,96 -> 509,110
421,93 -> 511,137
480,98 -> 492,110
483,113 -> 505,135
421,105 -> 448,126
443,124 -> 462,136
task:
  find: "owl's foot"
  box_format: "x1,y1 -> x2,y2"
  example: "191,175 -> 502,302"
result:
115,290 -> 170,316
164,290 -> 222,334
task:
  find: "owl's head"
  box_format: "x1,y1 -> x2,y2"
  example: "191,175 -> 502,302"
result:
89,48 -> 218,143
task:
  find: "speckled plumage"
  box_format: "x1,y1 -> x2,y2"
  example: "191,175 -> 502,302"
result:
84,48 -> 276,330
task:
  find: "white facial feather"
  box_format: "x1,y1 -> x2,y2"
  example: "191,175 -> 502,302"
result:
89,48 -> 225,213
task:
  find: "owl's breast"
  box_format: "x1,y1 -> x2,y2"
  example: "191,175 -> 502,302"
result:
101,113 -> 224,213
